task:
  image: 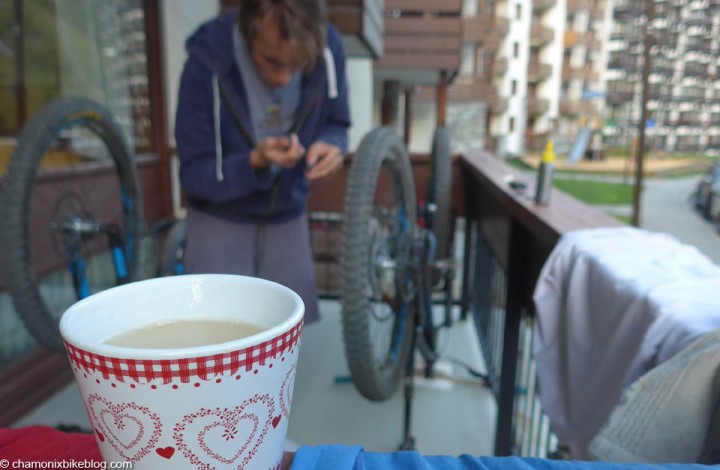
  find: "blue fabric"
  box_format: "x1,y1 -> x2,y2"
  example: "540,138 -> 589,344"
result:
175,9 -> 350,223
290,445 -> 719,470
292,445 -> 363,470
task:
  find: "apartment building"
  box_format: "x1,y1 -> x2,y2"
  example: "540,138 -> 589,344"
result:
405,0 -> 610,158
606,0 -> 720,155
405,0 -> 720,158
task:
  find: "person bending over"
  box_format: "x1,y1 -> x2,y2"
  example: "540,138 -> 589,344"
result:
175,0 -> 350,323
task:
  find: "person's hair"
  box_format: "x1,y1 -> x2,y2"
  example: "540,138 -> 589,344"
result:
237,0 -> 327,73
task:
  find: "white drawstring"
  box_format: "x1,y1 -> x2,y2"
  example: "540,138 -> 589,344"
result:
324,47 -> 338,99
212,75 -> 224,181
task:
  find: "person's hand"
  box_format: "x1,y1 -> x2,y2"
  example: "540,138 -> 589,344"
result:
305,140 -> 343,180
252,134 -> 305,169
281,451 -> 294,470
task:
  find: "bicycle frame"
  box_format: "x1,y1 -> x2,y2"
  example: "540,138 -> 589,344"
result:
58,218 -> 131,301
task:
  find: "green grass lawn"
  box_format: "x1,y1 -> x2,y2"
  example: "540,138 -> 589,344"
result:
554,178 -> 633,205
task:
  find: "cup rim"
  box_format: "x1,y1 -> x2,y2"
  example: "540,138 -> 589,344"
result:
59,274 -> 304,360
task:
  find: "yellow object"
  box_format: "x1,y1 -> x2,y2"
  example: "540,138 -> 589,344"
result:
541,139 -> 556,164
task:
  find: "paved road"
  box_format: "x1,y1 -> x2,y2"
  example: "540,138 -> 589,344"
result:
640,175 -> 720,264
595,174 -> 720,264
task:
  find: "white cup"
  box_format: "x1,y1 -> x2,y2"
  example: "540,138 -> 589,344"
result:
60,274 -> 304,469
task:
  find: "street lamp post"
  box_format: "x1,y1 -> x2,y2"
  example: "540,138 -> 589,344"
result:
632,0 -> 655,227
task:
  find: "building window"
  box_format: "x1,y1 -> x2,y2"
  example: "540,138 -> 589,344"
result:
512,80 -> 518,95
0,0 -> 151,150
516,4 -> 522,20
509,117 -> 516,132
513,42 -> 520,58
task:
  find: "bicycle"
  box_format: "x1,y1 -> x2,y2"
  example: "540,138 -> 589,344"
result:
1,98 -> 143,353
340,126 -> 468,449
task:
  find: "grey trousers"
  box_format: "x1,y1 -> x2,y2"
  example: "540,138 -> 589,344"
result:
184,206 -> 320,323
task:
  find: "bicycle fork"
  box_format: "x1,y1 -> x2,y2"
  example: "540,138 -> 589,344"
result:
58,217 -> 130,301
399,226 -> 437,450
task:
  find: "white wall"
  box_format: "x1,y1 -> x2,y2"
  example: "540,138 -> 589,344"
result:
504,0 -> 531,155
161,1 -> 219,215
162,0 -> 220,146
409,101 -> 436,154
346,58 -> 375,152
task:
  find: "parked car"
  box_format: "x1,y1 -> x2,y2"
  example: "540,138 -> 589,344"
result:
694,161 -> 720,221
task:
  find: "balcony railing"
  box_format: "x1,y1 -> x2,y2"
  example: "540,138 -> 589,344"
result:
562,65 -> 599,82
494,57 -> 508,76
528,61 -> 552,82
527,96 -> 550,116
567,0 -> 592,11
525,132 -> 550,151
530,24 -> 554,47
460,151 -> 623,456
490,96 -> 509,114
532,0 -> 557,12
462,15 -> 510,52
414,81 -> 499,105
308,145 -> 634,459
560,98 -> 598,115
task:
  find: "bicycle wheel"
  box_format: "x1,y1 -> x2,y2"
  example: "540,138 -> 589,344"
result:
341,127 -> 417,401
428,126 -> 453,260
157,216 -> 187,276
1,98 -> 143,352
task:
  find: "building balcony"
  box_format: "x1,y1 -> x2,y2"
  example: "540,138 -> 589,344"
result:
532,0 -> 557,12
327,0 -> 384,58
525,131 -> 551,151
530,24 -> 554,47
415,81 -> 497,104
689,0 -> 708,10
564,30 -> 602,51
685,40 -> 713,54
462,15 -> 509,52
608,54 -> 638,71
648,85 -> 673,100
684,62 -> 709,78
685,12 -> 711,27
686,25 -> 711,37
527,61 -> 552,82
560,98 -> 599,115
589,7 -> 605,22
567,0 -> 591,12
490,96 -> 508,114
653,60 -> 675,76
587,37 -> 602,53
559,99 -> 580,115
494,57 -> 508,76
375,0 -> 462,85
613,0 -> 643,20
678,114 -> 704,126
564,29 -> 587,48
462,15 -> 492,42
562,65 -> 599,82
527,96 -> 550,116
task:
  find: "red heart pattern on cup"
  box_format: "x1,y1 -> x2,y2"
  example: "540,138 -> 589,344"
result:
172,394 -> 275,468
87,394 -> 162,463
